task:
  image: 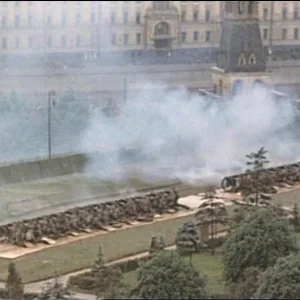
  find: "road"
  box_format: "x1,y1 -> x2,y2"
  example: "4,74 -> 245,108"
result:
1,60 -> 300,95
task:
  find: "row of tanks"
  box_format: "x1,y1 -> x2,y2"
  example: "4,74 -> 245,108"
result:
0,189 -> 179,247
221,162 -> 300,194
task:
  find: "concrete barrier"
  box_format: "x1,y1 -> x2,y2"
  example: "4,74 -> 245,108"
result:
0,149 -> 123,185
69,154 -> 87,173
39,159 -> 53,179
9,162 -> 42,183
50,157 -> 72,177
0,166 -> 13,185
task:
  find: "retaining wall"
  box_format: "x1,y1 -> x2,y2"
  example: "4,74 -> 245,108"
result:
0,152 -> 92,185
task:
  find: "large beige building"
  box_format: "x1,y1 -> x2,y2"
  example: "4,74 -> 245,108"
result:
0,1 -> 299,56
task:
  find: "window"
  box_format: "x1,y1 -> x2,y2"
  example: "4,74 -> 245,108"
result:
123,12 -> 128,24
2,37 -> 7,49
2,16 -> 7,28
282,28 -> 287,39
181,31 -> 186,43
193,31 -> 199,41
294,28 -> 299,39
205,9 -> 210,22
28,36 -> 33,48
205,31 -> 211,42
238,53 -> 246,65
47,15 -> 52,26
136,33 -> 141,45
294,3 -> 299,19
225,2 -> 233,13
111,33 -> 116,45
263,8 -> 268,20
136,12 -> 141,24
263,28 -> 268,40
47,36 -> 52,48
111,13 -> 116,24
91,13 -> 95,25
249,53 -> 256,64
15,15 -> 20,28
282,5 -> 288,20
76,13 -> 81,26
123,33 -> 129,45
76,35 -> 81,47
193,10 -> 198,21
28,15 -> 33,27
181,10 -> 186,21
61,14 -> 66,26
15,37 -> 20,49
61,35 -> 66,47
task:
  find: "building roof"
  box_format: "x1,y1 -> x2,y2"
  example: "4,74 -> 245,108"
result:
217,20 -> 266,73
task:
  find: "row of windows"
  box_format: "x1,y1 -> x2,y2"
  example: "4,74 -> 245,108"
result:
181,9 -> 211,22
110,12 -> 142,25
262,27 -> 300,40
1,13 -> 97,28
263,5 -> 300,20
110,30 -> 212,46
1,35 -> 83,50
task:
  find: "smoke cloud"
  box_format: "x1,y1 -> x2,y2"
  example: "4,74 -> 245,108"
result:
81,84 -> 300,184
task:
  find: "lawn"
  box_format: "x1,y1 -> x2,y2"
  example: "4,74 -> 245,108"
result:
122,250 -> 225,296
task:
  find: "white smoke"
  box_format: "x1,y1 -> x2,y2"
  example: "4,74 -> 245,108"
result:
81,84 -> 300,184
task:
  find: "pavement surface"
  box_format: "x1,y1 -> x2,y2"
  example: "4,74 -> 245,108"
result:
0,173 -> 180,224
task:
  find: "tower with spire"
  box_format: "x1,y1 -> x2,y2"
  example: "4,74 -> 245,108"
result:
211,1 -> 271,96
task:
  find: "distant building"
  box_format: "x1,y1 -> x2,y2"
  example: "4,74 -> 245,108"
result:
0,1 -> 299,57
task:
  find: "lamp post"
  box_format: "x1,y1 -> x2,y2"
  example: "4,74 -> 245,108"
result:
48,90 -> 56,160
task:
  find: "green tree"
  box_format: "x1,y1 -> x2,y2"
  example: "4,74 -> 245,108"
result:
5,262 -> 24,300
104,266 -> 124,299
223,208 -> 297,288
149,236 -> 165,256
175,221 -> 201,262
37,272 -> 71,300
129,251 -> 208,299
245,147 -> 270,205
254,254 -> 300,299
92,245 -> 108,299
231,267 -> 262,298
195,191 -> 228,254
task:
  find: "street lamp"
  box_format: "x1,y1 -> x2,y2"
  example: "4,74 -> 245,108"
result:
48,90 -> 56,160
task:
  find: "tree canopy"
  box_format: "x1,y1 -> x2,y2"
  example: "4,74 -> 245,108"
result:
223,208 -> 297,284
129,251 -> 208,299
254,254 -> 300,299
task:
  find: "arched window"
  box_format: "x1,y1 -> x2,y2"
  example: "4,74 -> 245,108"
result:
238,53 -> 246,65
249,53 -> 256,64
232,79 -> 244,95
154,22 -> 170,36
252,79 -> 264,89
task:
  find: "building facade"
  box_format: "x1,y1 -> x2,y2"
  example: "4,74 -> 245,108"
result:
0,1 -> 299,56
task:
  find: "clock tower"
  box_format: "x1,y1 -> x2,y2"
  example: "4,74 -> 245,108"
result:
212,1 -> 270,96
